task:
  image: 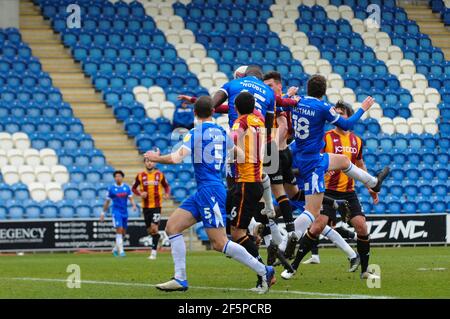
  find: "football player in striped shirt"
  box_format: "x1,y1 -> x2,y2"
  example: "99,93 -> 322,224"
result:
303,101 -> 379,279
132,158 -> 170,260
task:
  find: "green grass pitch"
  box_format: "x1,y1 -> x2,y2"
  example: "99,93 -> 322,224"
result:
0,247 -> 449,299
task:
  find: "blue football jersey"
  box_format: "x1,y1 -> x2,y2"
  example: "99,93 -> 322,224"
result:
291,96 -> 340,159
181,121 -> 233,188
220,76 -> 276,126
107,183 -> 132,215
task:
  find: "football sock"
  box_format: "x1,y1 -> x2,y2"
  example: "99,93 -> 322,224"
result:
292,230 -> 318,270
343,163 -> 377,188
169,233 -> 187,281
152,233 -> 161,250
323,226 -> 357,259
293,210 -> 315,238
237,235 -> 260,259
276,195 -> 294,232
223,240 -> 267,276
310,240 -> 319,255
115,234 -> 123,254
268,219 -> 283,246
262,175 -> 274,211
357,235 -> 370,273
335,227 -> 357,240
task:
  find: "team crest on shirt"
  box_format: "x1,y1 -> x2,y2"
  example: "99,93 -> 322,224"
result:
183,133 -> 191,143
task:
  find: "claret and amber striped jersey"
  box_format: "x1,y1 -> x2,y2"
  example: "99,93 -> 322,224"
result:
132,170 -> 170,209
231,113 -> 265,183
323,129 -> 363,192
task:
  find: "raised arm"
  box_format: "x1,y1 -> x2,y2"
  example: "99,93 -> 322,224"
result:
212,90 -> 228,111
144,146 -> 190,165
332,96 -> 374,131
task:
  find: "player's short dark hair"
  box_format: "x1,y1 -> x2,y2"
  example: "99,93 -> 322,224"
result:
245,65 -> 263,80
235,91 -> 255,115
335,100 -> 354,117
194,96 -> 213,118
263,70 -> 282,83
307,74 -> 327,98
113,170 -> 125,178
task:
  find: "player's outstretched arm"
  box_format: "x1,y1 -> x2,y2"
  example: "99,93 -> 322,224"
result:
212,90 -> 228,111
144,147 -> 189,165
333,96 -> 374,131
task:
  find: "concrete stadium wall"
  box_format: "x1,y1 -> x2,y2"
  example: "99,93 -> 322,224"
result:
0,0 -> 19,28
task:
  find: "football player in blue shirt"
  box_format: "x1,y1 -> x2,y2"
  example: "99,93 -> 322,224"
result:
100,170 -> 137,257
212,65 -> 278,219
144,96 -> 275,294
280,74 -> 390,280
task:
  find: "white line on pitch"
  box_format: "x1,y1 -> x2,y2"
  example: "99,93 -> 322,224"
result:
1,277 -> 394,299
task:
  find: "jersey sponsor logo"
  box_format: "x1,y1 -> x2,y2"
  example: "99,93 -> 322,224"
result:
334,145 -> 358,154
143,181 -> 159,186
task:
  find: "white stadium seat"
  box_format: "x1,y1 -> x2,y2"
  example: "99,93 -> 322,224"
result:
35,166 -> 52,183
302,0 -> 315,7
153,16 -> 170,30
270,4 -> 284,18
422,118 -> 438,134
400,60 -> 416,75
201,57 -> 218,73
146,105 -> 162,120
361,32 -> 376,47
160,101 -> 176,120
350,18 -> 365,34
159,3 -> 173,16
278,32 -> 294,46
212,72 -> 228,87
327,73 -> 344,89
293,32 -> 308,46
316,59 -> 332,75
198,72 -> 214,88
208,86 -> 220,96
326,88 -> 341,104
424,103 -> 440,119
407,118 -> 424,134
304,45 -> 320,60
302,60 -> 317,74
368,103 -> 383,119
424,88 -> 441,104
412,74 -> 428,89
291,45 -> 306,61
174,43 -> 191,60
51,165 -> 70,184
29,182 -> 47,202
143,3 -> 159,16
148,86 -> 166,103
398,74 -> 413,90
18,165 -> 35,184
376,32 -> 391,47
24,148 -> 41,167
411,88 -> 426,104
379,117 -> 395,135
281,20 -> 297,32
393,117 -> 409,134
190,43 -> 206,59
285,5 -> 299,19
388,46 -> 403,61
324,5 -> 340,20
410,103 -> 425,119
0,133 -> 13,151
179,29 -> 195,45
169,16 -> 184,30
0,150 -> 7,167
340,88 -> 356,104
186,57 -> 203,74
46,182 -> 64,202
12,132 -> 30,150
375,47 -> 389,61
386,60 -> 401,75
338,5 -> 354,20
7,149 -> 24,167
1,165 -> 19,185
316,0 -> 329,6
133,86 -> 150,104
40,148 -> 58,167
267,17 -> 282,33
165,29 -> 181,44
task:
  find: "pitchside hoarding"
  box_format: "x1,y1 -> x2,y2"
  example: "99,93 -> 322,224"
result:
0,218 -> 168,252
0,214 -> 448,251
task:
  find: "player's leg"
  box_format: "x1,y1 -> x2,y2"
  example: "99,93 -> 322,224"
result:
149,220 -> 160,260
322,225 -> 359,271
349,210 -> 377,279
327,153 -> 389,192
156,204 -> 198,292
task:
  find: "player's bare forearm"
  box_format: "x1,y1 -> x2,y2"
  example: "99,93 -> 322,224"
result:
212,90 -> 227,110
102,200 -> 110,213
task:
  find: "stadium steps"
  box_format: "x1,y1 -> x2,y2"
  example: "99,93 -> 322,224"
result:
18,0 -> 178,215
402,3 -> 450,60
